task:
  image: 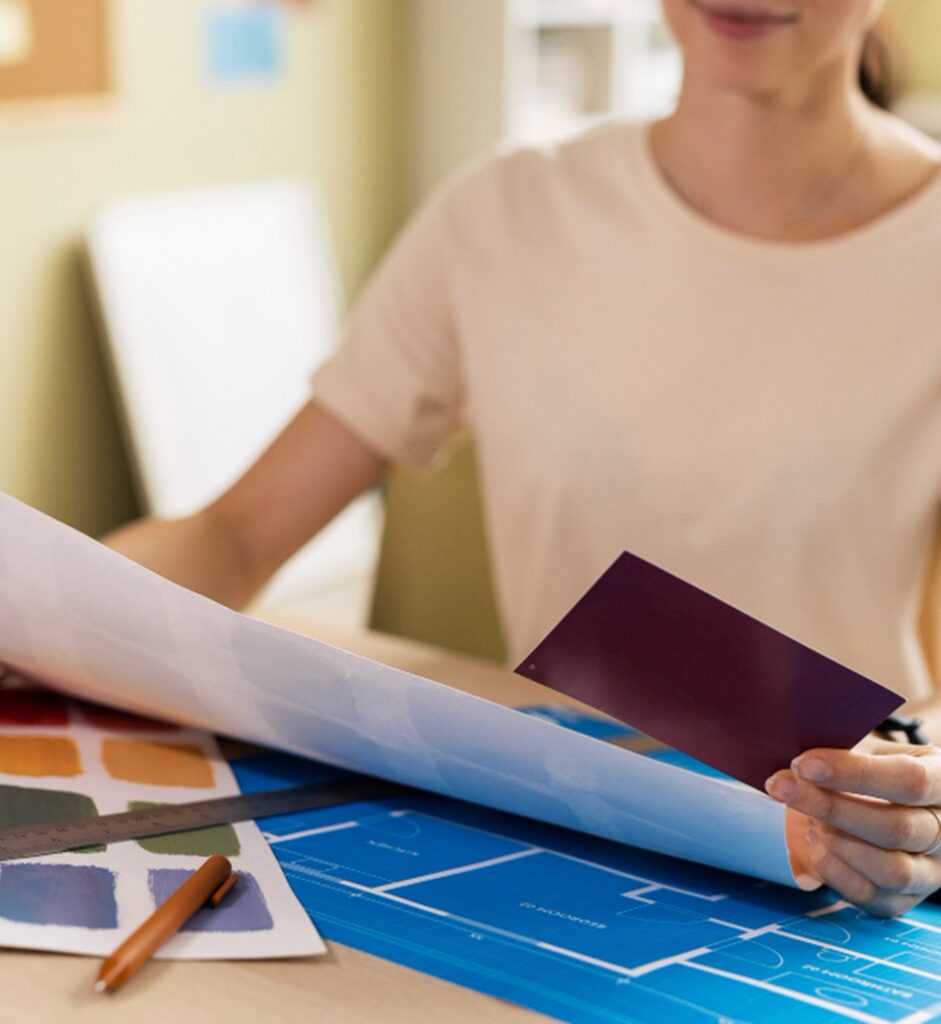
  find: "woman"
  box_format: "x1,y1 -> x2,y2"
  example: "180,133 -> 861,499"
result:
109,0 -> 941,917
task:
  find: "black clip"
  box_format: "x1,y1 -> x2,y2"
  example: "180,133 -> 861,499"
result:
874,713 -> 931,746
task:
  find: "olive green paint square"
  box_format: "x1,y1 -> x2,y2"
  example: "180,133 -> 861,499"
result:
129,802 -> 241,857
0,783 -> 105,853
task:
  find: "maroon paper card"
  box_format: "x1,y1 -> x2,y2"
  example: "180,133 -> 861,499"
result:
515,552 -> 904,790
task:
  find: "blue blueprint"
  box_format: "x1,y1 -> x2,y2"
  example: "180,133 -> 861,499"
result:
233,707 -> 941,1024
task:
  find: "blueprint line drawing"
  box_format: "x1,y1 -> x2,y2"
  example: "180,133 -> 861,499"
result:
233,719 -> 941,1024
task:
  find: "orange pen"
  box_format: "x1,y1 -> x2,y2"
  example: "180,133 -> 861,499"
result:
96,854 -> 238,993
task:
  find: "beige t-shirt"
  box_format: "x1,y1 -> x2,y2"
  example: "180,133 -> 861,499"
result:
313,119 -> 941,701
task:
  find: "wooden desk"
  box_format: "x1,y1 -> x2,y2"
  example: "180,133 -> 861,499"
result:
11,617 -> 589,1024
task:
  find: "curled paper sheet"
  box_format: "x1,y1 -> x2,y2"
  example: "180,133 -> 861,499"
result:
0,494 -> 797,886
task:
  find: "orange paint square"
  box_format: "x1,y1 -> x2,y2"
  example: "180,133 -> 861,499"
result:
0,736 -> 81,777
101,739 -> 214,788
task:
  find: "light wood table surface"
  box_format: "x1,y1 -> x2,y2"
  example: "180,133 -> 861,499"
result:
11,615 -> 596,1024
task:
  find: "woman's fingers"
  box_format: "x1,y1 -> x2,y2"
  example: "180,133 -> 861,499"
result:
805,830 -> 923,918
769,742 -> 941,917
788,746 -> 941,806
809,824 -> 940,895
765,770 -> 941,853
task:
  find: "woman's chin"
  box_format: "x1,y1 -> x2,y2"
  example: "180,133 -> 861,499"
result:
682,56 -> 797,102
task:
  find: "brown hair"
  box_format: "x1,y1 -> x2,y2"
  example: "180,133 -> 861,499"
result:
859,25 -> 906,111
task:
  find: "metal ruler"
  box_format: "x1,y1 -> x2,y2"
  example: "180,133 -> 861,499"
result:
0,774 -> 409,861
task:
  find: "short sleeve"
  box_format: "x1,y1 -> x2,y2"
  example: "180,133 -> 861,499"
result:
312,183 -> 464,470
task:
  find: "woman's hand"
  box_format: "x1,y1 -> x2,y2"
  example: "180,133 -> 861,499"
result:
765,743 -> 941,918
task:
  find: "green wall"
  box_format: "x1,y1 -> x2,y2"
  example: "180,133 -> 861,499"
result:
0,0 -> 405,536
889,0 -> 941,93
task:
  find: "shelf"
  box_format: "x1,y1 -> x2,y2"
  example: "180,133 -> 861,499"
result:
505,0 -> 681,144
509,0 -> 663,29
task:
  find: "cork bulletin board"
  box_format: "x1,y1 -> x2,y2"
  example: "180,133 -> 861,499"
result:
0,0 -> 111,109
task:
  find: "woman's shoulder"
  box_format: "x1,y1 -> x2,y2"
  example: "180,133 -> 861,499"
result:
433,118 -> 648,232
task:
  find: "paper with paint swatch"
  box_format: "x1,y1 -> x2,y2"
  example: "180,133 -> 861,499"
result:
0,493 -> 801,889
0,682 -> 324,959
516,552 -> 905,790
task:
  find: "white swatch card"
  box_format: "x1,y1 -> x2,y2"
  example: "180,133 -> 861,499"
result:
0,679 -> 324,959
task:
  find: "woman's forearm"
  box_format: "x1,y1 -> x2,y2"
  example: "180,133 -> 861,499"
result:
102,398 -> 388,609
103,508 -> 265,609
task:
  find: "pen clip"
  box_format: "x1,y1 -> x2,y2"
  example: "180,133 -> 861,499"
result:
208,872 -> 238,908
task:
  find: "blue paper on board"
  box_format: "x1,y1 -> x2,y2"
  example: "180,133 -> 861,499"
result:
204,5 -> 284,86
234,708 -> 941,1024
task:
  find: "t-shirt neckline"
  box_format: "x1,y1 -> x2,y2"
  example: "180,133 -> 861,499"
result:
628,119 -> 941,261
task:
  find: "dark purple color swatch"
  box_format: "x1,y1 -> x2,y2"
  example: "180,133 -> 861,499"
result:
0,863 -> 117,928
148,870 -> 272,932
516,552 -> 904,790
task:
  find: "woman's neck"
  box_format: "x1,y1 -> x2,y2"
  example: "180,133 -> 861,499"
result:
650,75 -> 940,242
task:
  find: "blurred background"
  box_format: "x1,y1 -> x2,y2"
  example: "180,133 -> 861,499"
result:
0,0 -> 939,662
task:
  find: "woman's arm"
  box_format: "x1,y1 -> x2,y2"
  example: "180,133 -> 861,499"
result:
105,398 -> 387,608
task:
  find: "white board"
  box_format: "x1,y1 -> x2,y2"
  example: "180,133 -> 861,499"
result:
87,180 -> 381,614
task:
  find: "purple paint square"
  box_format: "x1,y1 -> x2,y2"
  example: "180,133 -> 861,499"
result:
516,552 -> 904,790
148,870 -> 272,932
0,863 -> 117,928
